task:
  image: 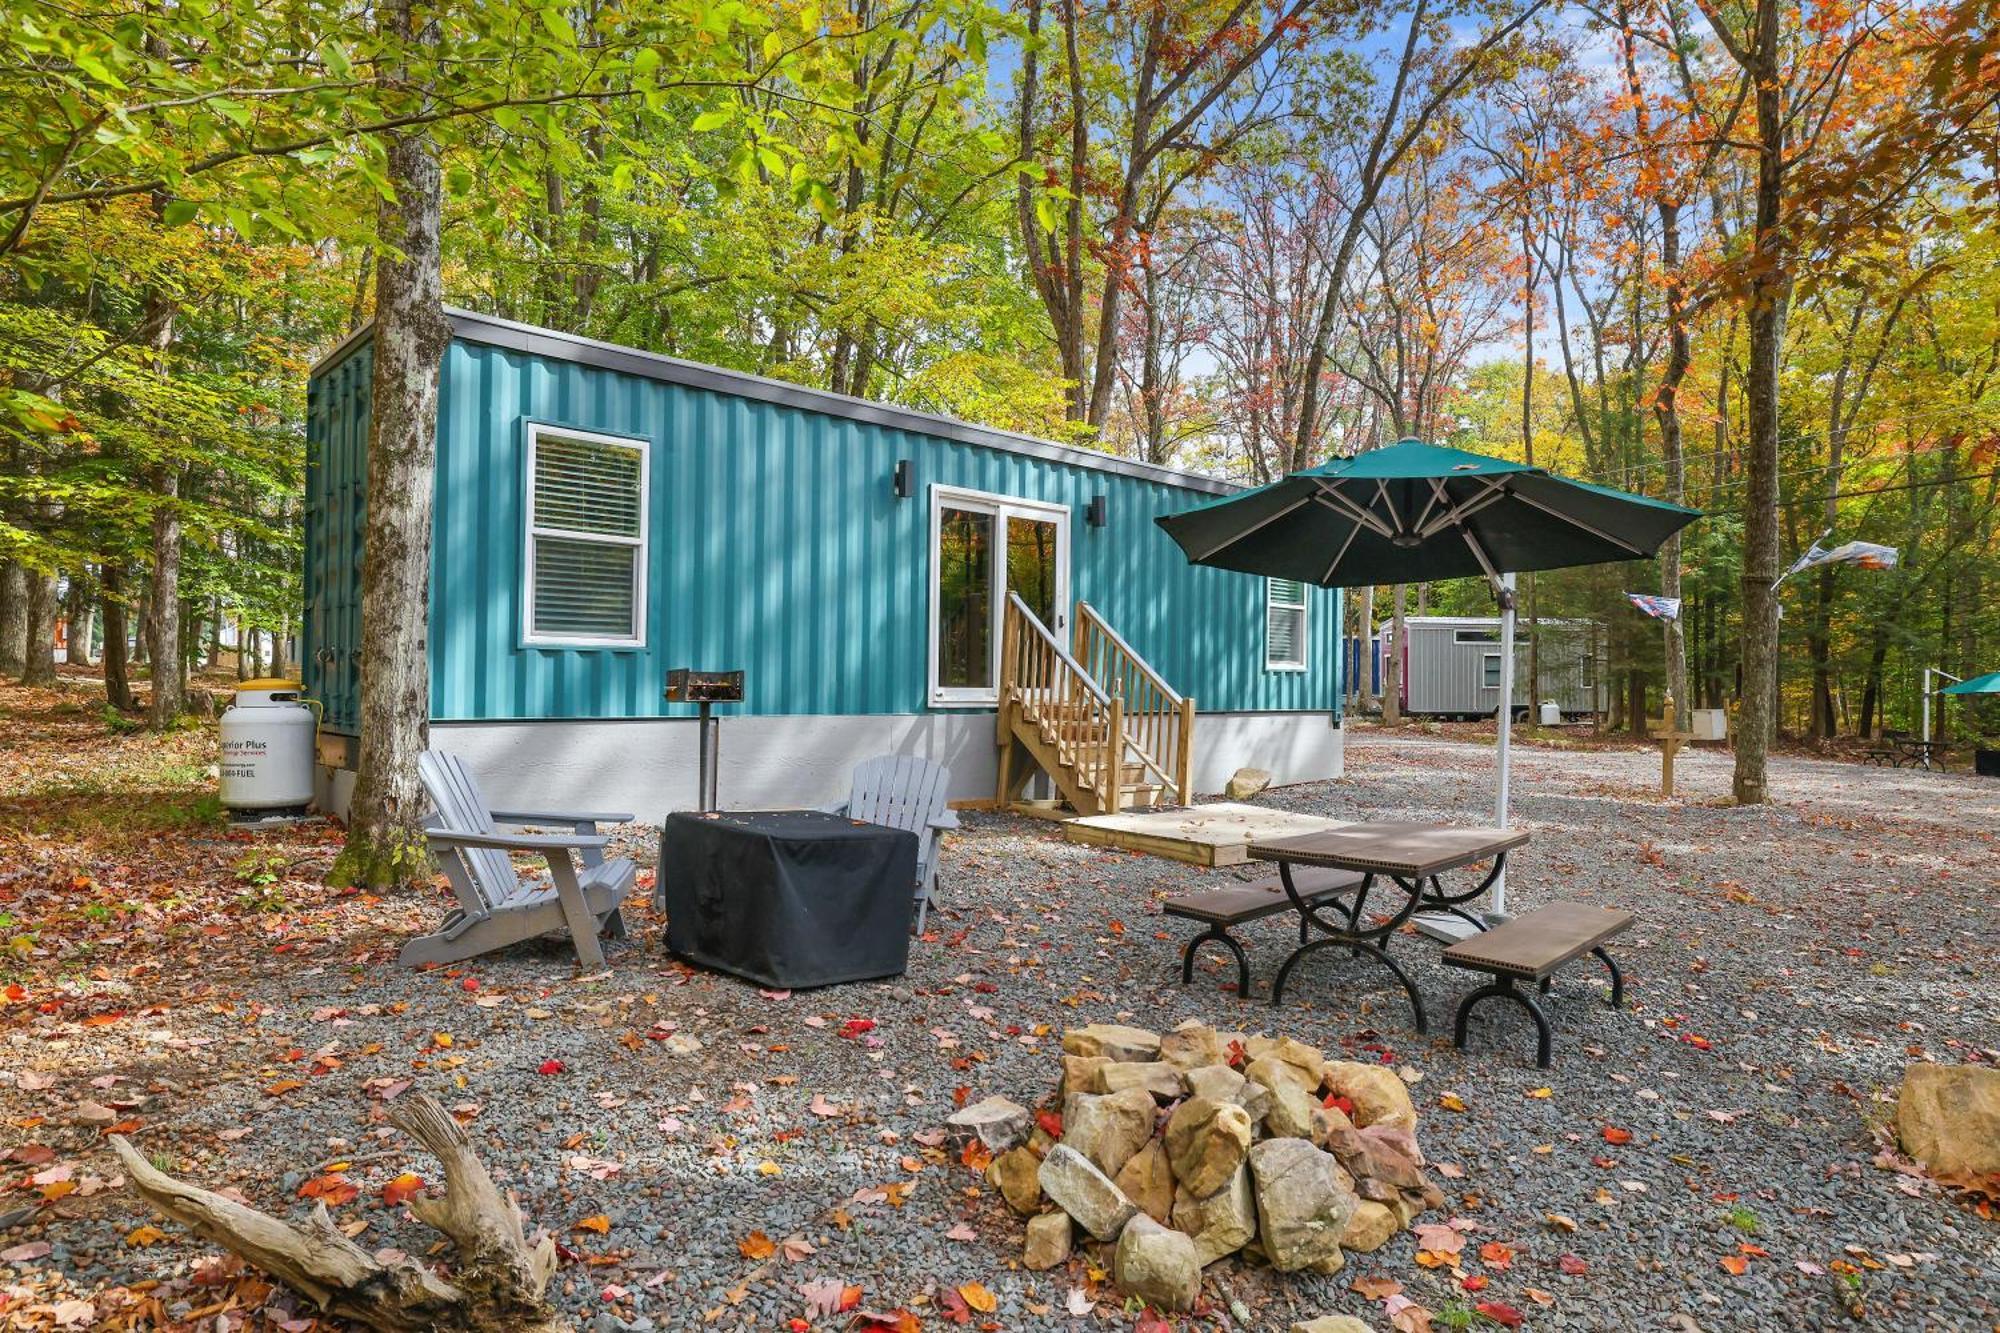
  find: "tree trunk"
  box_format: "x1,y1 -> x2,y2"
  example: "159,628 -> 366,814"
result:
145,470 -> 185,726
333,0 -> 452,889
0,560 -> 25,677
1653,199 -> 1690,719
102,565 -> 135,710
64,572 -> 96,669
1358,585 -> 1377,712
21,571 -> 59,686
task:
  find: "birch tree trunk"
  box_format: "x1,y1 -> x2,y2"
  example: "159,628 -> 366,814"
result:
1382,585 -> 1406,724
144,468 -> 185,726
332,0 -> 452,888
64,572 -> 95,669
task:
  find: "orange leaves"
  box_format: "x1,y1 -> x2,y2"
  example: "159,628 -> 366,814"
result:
959,1138 -> 993,1172
738,1230 -> 777,1260
956,1281 -> 997,1313
1602,1125 -> 1634,1145
1479,1240 -> 1515,1269
380,1173 -> 425,1207
261,1079 -> 304,1097
297,1173 -> 357,1206
124,1225 -> 167,1248
573,1214 -> 611,1235
1719,1253 -> 1749,1275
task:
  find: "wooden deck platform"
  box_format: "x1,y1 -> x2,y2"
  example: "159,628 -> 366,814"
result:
1063,802 -> 1349,867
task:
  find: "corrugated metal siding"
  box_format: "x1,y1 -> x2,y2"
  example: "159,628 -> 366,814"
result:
308,335 -> 1341,729
1396,620 -> 1599,715
302,341 -> 372,731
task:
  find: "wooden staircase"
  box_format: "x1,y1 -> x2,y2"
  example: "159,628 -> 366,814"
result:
996,594 -> 1194,816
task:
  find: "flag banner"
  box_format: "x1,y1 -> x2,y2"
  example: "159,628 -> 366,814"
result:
1627,593 -> 1681,621
1783,539 -> 1900,579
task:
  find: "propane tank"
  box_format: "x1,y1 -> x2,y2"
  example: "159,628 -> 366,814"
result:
219,678 -> 318,816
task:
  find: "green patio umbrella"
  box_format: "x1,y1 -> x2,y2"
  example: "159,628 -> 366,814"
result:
1158,439 -> 1703,917
1939,671 -> 2000,695
1156,440 -> 1700,586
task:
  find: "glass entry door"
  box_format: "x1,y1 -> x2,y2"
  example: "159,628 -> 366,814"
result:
930,487 -> 1070,705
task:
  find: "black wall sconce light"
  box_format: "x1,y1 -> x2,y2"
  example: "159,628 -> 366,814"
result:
893,459 -> 913,499
1086,494 -> 1107,528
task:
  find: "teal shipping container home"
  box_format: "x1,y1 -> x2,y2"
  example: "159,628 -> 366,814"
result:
305,310 -> 1344,817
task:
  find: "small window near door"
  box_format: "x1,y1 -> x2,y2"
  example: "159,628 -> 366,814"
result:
524,424 -> 648,646
1481,652 -> 1503,689
936,505 -> 995,692
1266,578 -> 1307,671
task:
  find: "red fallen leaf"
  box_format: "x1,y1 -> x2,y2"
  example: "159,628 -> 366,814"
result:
852,1313 -> 919,1333
1558,1252 -> 1589,1276
1478,1240 -> 1514,1269
461,978 -> 479,991
839,1018 -> 877,1039
1601,1126 -> 1633,1145
972,981 -> 997,993
1476,1300 -> 1525,1328
936,1285 -> 972,1324
1591,1155 -> 1618,1169
1135,1316 -> 1174,1333
1036,1109 -> 1063,1139
1226,1038 -> 1248,1068
3,984 -> 25,1003
381,1173 -> 425,1207
103,1118 -> 143,1136
1321,1093 -> 1356,1117
298,1173 -> 358,1206
1462,1274 -> 1490,1292
538,1059 -> 565,1075
952,1085 -> 971,1108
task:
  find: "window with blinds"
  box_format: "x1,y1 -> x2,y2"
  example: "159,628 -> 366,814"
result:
1265,578 -> 1307,670
524,425 -> 648,645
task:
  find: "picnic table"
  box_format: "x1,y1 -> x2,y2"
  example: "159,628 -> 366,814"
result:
1246,822 -> 1530,1032
1863,731 -> 1948,769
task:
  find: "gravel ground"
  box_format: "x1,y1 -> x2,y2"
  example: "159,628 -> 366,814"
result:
4,726 -> 1998,1332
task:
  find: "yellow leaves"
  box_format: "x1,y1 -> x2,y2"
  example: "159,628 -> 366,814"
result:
1545,1212 -> 1578,1232
957,1281 -> 997,1313
756,1160 -> 782,1177
381,1173 -> 425,1208
1525,1086 -> 1553,1099
1438,1092 -> 1468,1112
124,1225 -> 167,1247
738,1230 -> 776,1260
431,1032 -> 453,1049
262,1079 -> 304,1097
573,1214 -> 611,1235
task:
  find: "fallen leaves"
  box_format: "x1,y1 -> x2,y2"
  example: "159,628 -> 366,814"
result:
537,1058 -> 565,1076
1601,1125 -> 1634,1145
573,1215 -> 611,1235
738,1230 -> 776,1261
956,1280 -> 997,1313
380,1173 -> 425,1208
296,1173 -> 357,1206
123,1226 -> 167,1248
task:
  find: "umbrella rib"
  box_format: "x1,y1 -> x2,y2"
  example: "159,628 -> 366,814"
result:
1321,510 -> 1365,584
1312,483 -> 1395,538
1375,480 -> 1404,533
1458,520 -> 1503,590
1510,487 -> 1651,556
1418,477 -> 1509,538
1185,487 -> 1317,562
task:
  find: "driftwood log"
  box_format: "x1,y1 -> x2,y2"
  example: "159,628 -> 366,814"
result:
108,1093 -> 570,1332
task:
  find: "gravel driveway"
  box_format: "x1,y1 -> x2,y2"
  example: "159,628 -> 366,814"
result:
5,727 -> 1997,1332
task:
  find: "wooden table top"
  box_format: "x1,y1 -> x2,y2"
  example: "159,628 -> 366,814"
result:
1247,821 -> 1530,878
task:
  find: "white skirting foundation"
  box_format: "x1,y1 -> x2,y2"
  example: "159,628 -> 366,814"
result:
315,711 -> 1344,821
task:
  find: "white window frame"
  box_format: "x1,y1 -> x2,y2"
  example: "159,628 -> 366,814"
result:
1480,651 -> 1503,690
1265,578 -> 1308,672
522,422 -> 650,648
927,484 -> 1071,708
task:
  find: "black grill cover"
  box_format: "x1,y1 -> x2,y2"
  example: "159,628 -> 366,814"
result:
659,810 -> 917,988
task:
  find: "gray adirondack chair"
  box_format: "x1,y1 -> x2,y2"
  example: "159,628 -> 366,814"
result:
830,754 -> 958,934
405,750 -> 637,970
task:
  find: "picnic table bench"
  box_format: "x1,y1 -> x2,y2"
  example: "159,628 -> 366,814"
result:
1442,901 -> 1631,1068
1164,867 -> 1366,997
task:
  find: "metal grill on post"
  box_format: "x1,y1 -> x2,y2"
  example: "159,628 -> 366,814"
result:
665,669 -> 744,813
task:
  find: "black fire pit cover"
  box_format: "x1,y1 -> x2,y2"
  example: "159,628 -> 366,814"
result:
658,810 -> 917,989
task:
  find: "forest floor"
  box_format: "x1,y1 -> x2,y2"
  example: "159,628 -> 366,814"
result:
0,676 -> 1996,1332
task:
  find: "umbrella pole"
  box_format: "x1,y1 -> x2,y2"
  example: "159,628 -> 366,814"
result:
1492,572 -> 1517,919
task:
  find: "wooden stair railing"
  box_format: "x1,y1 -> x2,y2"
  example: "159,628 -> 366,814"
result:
1073,600 -> 1195,807
997,594 -> 1130,815
996,594 -> 1194,815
